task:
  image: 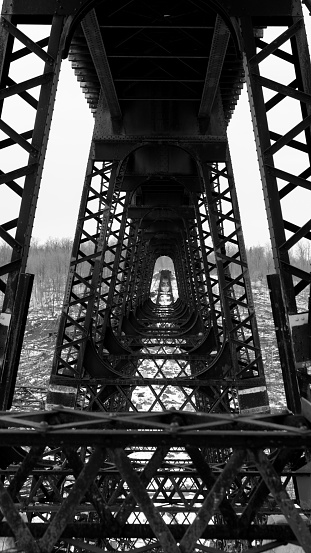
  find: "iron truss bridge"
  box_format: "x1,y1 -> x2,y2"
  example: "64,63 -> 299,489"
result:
1,0 -> 311,551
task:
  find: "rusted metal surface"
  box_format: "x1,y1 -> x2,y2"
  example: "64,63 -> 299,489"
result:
0,410 -> 307,550
0,478 -> 40,552
111,447 -> 180,553
38,447 -> 107,552
115,445 -> 170,526
179,449 -> 246,551
252,449 -> 311,552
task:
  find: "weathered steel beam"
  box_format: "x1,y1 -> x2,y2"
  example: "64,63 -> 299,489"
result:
198,15 -> 230,123
180,449 -> 246,551
252,448 -> 311,551
0,522 -> 303,540
81,9 -> 122,120
38,447 -> 107,553
111,447 -> 180,553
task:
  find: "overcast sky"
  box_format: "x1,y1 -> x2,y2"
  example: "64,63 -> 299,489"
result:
2,5 -> 311,248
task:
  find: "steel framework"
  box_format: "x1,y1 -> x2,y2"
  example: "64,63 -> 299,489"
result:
1,0 -> 311,551
0,409 -> 309,552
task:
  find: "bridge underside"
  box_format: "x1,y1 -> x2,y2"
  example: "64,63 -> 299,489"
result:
1,0 -> 311,551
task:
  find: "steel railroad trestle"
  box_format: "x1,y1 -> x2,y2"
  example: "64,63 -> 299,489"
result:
1,0 -> 311,551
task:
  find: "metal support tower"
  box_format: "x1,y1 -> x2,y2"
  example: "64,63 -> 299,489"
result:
0,1 -> 311,551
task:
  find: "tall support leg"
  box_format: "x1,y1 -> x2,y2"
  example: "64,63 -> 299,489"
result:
175,239 -> 192,305
125,228 -> 147,316
186,217 -> 212,329
241,4 -> 311,407
181,227 -> 201,311
200,151 -> 269,413
267,273 -> 301,412
0,13 -> 65,408
134,245 -> 154,308
48,159 -> 119,403
116,221 -> 140,332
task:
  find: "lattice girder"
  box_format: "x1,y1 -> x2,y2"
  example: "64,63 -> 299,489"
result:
0,13 -> 66,408
241,2 -> 311,410
0,409 -> 309,552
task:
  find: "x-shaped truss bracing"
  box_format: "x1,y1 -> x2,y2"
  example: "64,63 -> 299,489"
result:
0,409 -> 308,553
242,11 -> 311,407
0,16 -> 66,408
3,2 -> 311,552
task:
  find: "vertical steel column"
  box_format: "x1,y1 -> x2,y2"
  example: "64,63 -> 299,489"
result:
184,219 -> 210,329
97,189 -> 132,336
138,249 -> 155,306
267,273 -> 301,412
125,228 -> 146,316
0,10 -> 65,408
200,151 -> 269,413
241,3 -> 311,407
117,221 -> 140,331
178,231 -> 197,308
48,158 -> 119,406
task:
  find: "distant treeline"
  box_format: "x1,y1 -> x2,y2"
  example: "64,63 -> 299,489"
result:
246,243 -> 311,281
0,239 -> 310,302
0,238 -> 72,310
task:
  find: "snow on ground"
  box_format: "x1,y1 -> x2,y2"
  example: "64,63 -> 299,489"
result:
12,281 -> 301,412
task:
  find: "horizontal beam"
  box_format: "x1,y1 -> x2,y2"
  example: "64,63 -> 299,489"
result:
99,26 -> 214,29
94,137 -> 227,162
114,79 -> 205,82
0,431 -> 306,448
0,409 -> 307,448
1,0 -> 295,17
107,55 -> 209,59
0,522 -> 301,541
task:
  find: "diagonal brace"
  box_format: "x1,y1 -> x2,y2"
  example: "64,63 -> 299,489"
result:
110,447 -> 180,553
179,449 -> 246,552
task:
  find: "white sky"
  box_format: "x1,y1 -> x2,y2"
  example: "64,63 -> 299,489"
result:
34,60 -> 94,243
2,5 -> 311,248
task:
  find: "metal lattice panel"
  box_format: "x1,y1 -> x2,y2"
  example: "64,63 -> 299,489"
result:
0,409 -> 309,551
